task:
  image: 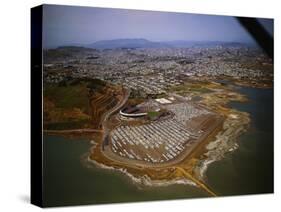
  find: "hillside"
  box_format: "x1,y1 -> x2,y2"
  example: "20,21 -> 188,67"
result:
43,78 -> 122,130
48,39 -> 250,50
87,38 -> 170,49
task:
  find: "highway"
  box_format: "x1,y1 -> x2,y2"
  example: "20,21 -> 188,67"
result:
101,88 -> 130,147
175,167 -> 217,197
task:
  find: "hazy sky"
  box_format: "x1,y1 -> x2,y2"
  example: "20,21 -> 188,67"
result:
43,4 -> 273,48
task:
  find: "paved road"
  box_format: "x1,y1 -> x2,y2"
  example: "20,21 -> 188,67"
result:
101,88 -> 130,146
176,167 -> 217,197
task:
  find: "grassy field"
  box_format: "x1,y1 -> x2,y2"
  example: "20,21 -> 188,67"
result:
147,111 -> 160,119
169,82 -> 212,94
44,79 -> 121,130
44,82 -> 91,130
44,83 -> 90,112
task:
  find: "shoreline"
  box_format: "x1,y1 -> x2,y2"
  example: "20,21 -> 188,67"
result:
86,155 -> 197,188
45,80 -> 259,192
194,109 -> 250,181
86,81 -> 251,190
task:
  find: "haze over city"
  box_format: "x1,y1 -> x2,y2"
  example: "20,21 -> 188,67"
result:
43,4 -> 273,48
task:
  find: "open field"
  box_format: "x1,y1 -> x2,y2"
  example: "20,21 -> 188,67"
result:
44,82 -> 91,130
169,82 -> 212,94
43,79 -> 122,130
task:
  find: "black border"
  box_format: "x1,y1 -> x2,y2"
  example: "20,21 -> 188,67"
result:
31,5 -> 43,207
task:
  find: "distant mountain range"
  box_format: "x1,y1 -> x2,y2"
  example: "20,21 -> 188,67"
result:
87,38 -> 169,49
55,38 -> 253,49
